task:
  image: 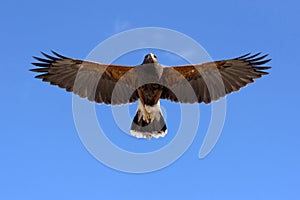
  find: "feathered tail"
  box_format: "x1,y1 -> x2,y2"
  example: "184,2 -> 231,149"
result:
130,101 -> 167,140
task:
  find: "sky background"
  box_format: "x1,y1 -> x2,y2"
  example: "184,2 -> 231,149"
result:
1,0 -> 300,199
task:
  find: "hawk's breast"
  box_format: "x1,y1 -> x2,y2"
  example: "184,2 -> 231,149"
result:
139,83 -> 163,106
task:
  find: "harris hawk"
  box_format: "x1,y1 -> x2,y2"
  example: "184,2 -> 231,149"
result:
30,51 -> 271,139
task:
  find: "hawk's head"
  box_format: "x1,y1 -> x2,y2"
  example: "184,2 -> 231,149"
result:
142,53 -> 158,64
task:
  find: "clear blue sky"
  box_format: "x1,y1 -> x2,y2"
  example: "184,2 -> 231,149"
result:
1,0 -> 299,199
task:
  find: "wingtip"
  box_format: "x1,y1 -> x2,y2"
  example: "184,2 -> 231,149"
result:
235,53 -> 251,59
39,51 -> 49,59
32,56 -> 51,63
236,52 -> 271,66
31,62 -> 49,67
41,51 -> 58,60
252,58 -> 272,65
239,52 -> 262,60
51,50 -> 68,59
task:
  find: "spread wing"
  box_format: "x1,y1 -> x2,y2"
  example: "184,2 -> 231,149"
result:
30,51 -> 139,105
161,53 -> 271,103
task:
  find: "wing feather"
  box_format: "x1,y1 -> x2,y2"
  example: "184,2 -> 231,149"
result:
161,53 -> 271,103
30,51 -> 139,105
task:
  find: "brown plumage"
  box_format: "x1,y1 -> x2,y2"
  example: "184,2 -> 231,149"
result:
30,51 -> 271,139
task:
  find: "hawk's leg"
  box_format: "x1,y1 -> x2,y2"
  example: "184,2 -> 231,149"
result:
137,88 -> 151,123
143,109 -> 151,123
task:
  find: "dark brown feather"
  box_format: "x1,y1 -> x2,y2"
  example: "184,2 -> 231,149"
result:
30,52 -> 139,105
161,53 -> 271,103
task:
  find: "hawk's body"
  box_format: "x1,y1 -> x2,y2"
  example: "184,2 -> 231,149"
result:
131,54 -> 167,139
30,52 -> 271,139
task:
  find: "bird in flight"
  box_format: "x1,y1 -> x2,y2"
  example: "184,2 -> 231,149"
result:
30,51 -> 271,139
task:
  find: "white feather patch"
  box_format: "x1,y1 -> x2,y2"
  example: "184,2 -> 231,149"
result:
130,129 -> 168,140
